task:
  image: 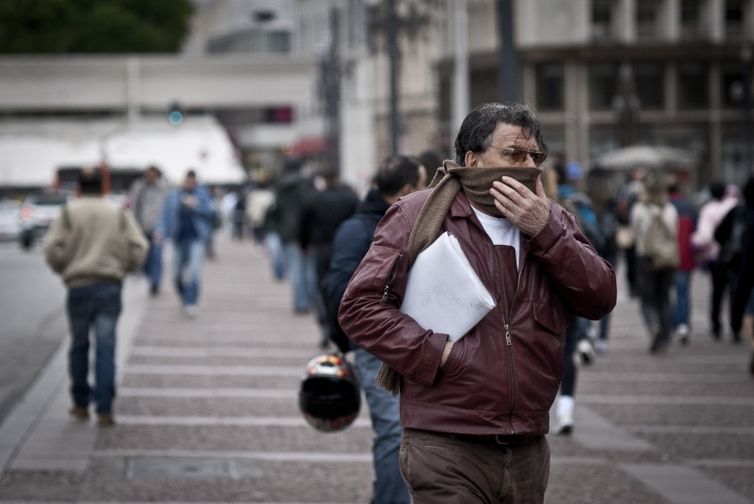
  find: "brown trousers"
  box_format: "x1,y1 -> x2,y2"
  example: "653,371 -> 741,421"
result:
399,428 -> 550,504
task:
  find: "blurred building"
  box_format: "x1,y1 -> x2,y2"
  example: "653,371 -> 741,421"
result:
334,0 -> 754,188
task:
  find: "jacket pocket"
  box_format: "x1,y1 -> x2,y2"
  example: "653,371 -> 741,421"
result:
532,302 -> 565,337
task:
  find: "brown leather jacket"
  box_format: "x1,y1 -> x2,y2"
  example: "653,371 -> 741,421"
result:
338,189 -> 616,436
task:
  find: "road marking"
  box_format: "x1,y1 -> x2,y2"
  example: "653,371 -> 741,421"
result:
570,405 -> 653,451
119,387 -> 298,398
621,463 -> 751,504
115,415 -> 371,427
125,365 -> 302,376
580,394 -> 754,406
583,372 -> 752,383
130,346 -> 317,358
630,425 -> 754,435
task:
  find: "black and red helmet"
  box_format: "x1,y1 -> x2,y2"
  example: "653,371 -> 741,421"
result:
298,353 -> 361,433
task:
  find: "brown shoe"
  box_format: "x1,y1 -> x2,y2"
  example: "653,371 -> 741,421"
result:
68,405 -> 89,421
97,413 -> 116,428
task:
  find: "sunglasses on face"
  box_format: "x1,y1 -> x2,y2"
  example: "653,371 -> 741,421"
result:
488,145 -> 547,166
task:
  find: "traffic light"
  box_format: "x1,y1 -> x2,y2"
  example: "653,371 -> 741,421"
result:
167,102 -> 184,126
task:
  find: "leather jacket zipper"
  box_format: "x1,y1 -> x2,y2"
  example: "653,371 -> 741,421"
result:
504,251 -> 528,433
380,253 -> 403,304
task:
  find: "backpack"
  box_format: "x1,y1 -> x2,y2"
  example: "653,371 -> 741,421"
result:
644,209 -> 679,270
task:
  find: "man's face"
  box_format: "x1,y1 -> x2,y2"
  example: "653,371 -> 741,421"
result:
146,169 -> 159,184
183,175 -> 197,191
464,123 -> 543,169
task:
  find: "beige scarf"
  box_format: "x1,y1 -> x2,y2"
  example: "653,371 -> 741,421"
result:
376,161 -> 542,393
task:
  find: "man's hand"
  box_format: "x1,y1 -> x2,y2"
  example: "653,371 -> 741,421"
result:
490,175 -> 550,236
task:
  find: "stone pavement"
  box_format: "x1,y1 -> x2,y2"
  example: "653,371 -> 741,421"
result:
0,235 -> 752,503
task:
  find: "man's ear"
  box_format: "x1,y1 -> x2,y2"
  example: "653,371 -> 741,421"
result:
464,150 -> 478,167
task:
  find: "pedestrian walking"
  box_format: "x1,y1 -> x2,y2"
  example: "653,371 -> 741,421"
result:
339,102 -> 616,504
299,167 -> 359,348
274,159 -> 317,314
727,176 -> 754,373
44,169 -> 148,427
691,182 -> 739,340
323,155 -> 426,504
615,166 -> 648,299
128,165 -> 168,296
630,172 -> 679,353
668,180 -> 697,344
155,170 -> 214,318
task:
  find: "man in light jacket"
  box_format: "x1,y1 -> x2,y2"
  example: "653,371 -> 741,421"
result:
44,169 -> 147,427
339,102 -> 616,503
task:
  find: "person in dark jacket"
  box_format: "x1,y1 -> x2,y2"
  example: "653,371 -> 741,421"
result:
338,102 -> 616,504
323,155 -> 426,504
728,176 -> 754,373
299,167 -> 359,347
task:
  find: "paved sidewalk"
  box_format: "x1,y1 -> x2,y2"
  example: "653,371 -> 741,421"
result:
0,235 -> 752,503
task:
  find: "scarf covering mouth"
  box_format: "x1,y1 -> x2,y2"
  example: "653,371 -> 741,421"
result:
375,160 -> 542,394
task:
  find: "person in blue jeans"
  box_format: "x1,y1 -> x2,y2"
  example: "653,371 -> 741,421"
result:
323,155 -> 426,504
44,169 -> 147,426
156,170 -> 214,317
128,165 -> 168,296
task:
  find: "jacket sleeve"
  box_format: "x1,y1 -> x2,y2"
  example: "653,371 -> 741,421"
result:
338,204 -> 447,385
527,202 -> 617,320
122,209 -> 149,272
43,214 -> 72,274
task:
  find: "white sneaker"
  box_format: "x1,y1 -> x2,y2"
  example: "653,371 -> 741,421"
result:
555,395 -> 574,435
183,305 -> 199,318
577,339 -> 596,365
675,324 -> 690,345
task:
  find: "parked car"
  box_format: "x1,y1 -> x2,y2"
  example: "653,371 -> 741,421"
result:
0,199 -> 21,241
18,193 -> 68,250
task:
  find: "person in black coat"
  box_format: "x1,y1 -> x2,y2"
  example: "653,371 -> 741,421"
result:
322,155 -> 426,504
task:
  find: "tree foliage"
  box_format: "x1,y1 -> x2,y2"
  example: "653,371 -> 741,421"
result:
0,0 -> 194,53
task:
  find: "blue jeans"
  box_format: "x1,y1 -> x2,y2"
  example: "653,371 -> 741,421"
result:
66,282 -> 122,414
173,239 -> 205,306
144,233 -> 164,289
264,232 -> 287,281
285,243 -> 316,312
353,348 -> 410,504
673,270 -> 692,328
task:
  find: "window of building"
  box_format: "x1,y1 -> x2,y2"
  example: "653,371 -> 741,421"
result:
588,63 -> 619,109
680,0 -> 704,40
636,0 -> 659,39
721,61 -> 748,108
725,0 -> 745,40
591,0 -> 615,41
677,62 -> 709,109
535,63 -> 565,111
634,62 -> 664,109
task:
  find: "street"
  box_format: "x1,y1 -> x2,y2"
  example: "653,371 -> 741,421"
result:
0,234 -> 752,503
0,241 -> 66,422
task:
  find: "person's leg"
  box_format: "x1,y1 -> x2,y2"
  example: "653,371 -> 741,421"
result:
147,237 -> 164,294
66,286 -> 94,410
710,261 -> 727,339
637,258 -> 661,345
286,243 -> 309,312
507,436 -> 550,504
556,316 -> 578,434
173,241 -> 187,300
400,429 -> 504,503
265,232 -> 287,280
655,269 -> 675,350
92,283 -> 122,415
183,240 -> 205,307
354,349 -> 410,504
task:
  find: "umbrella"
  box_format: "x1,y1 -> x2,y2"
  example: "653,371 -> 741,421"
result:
596,145 -> 696,170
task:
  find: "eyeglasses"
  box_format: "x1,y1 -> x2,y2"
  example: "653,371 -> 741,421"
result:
488,145 -> 547,166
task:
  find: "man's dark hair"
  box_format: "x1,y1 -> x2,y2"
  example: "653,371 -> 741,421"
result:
709,181 -> 725,200
375,155 -> 422,197
454,102 -> 547,166
78,169 -> 103,195
186,169 -> 197,179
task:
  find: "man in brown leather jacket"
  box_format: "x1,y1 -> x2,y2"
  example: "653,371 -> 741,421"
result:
338,102 -> 616,503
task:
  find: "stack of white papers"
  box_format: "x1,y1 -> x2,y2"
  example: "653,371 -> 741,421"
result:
400,232 -> 496,342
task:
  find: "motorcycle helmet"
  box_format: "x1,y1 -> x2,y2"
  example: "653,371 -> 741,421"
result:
299,353 -> 361,432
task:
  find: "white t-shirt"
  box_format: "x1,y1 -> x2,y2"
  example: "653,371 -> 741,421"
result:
472,206 -> 521,268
